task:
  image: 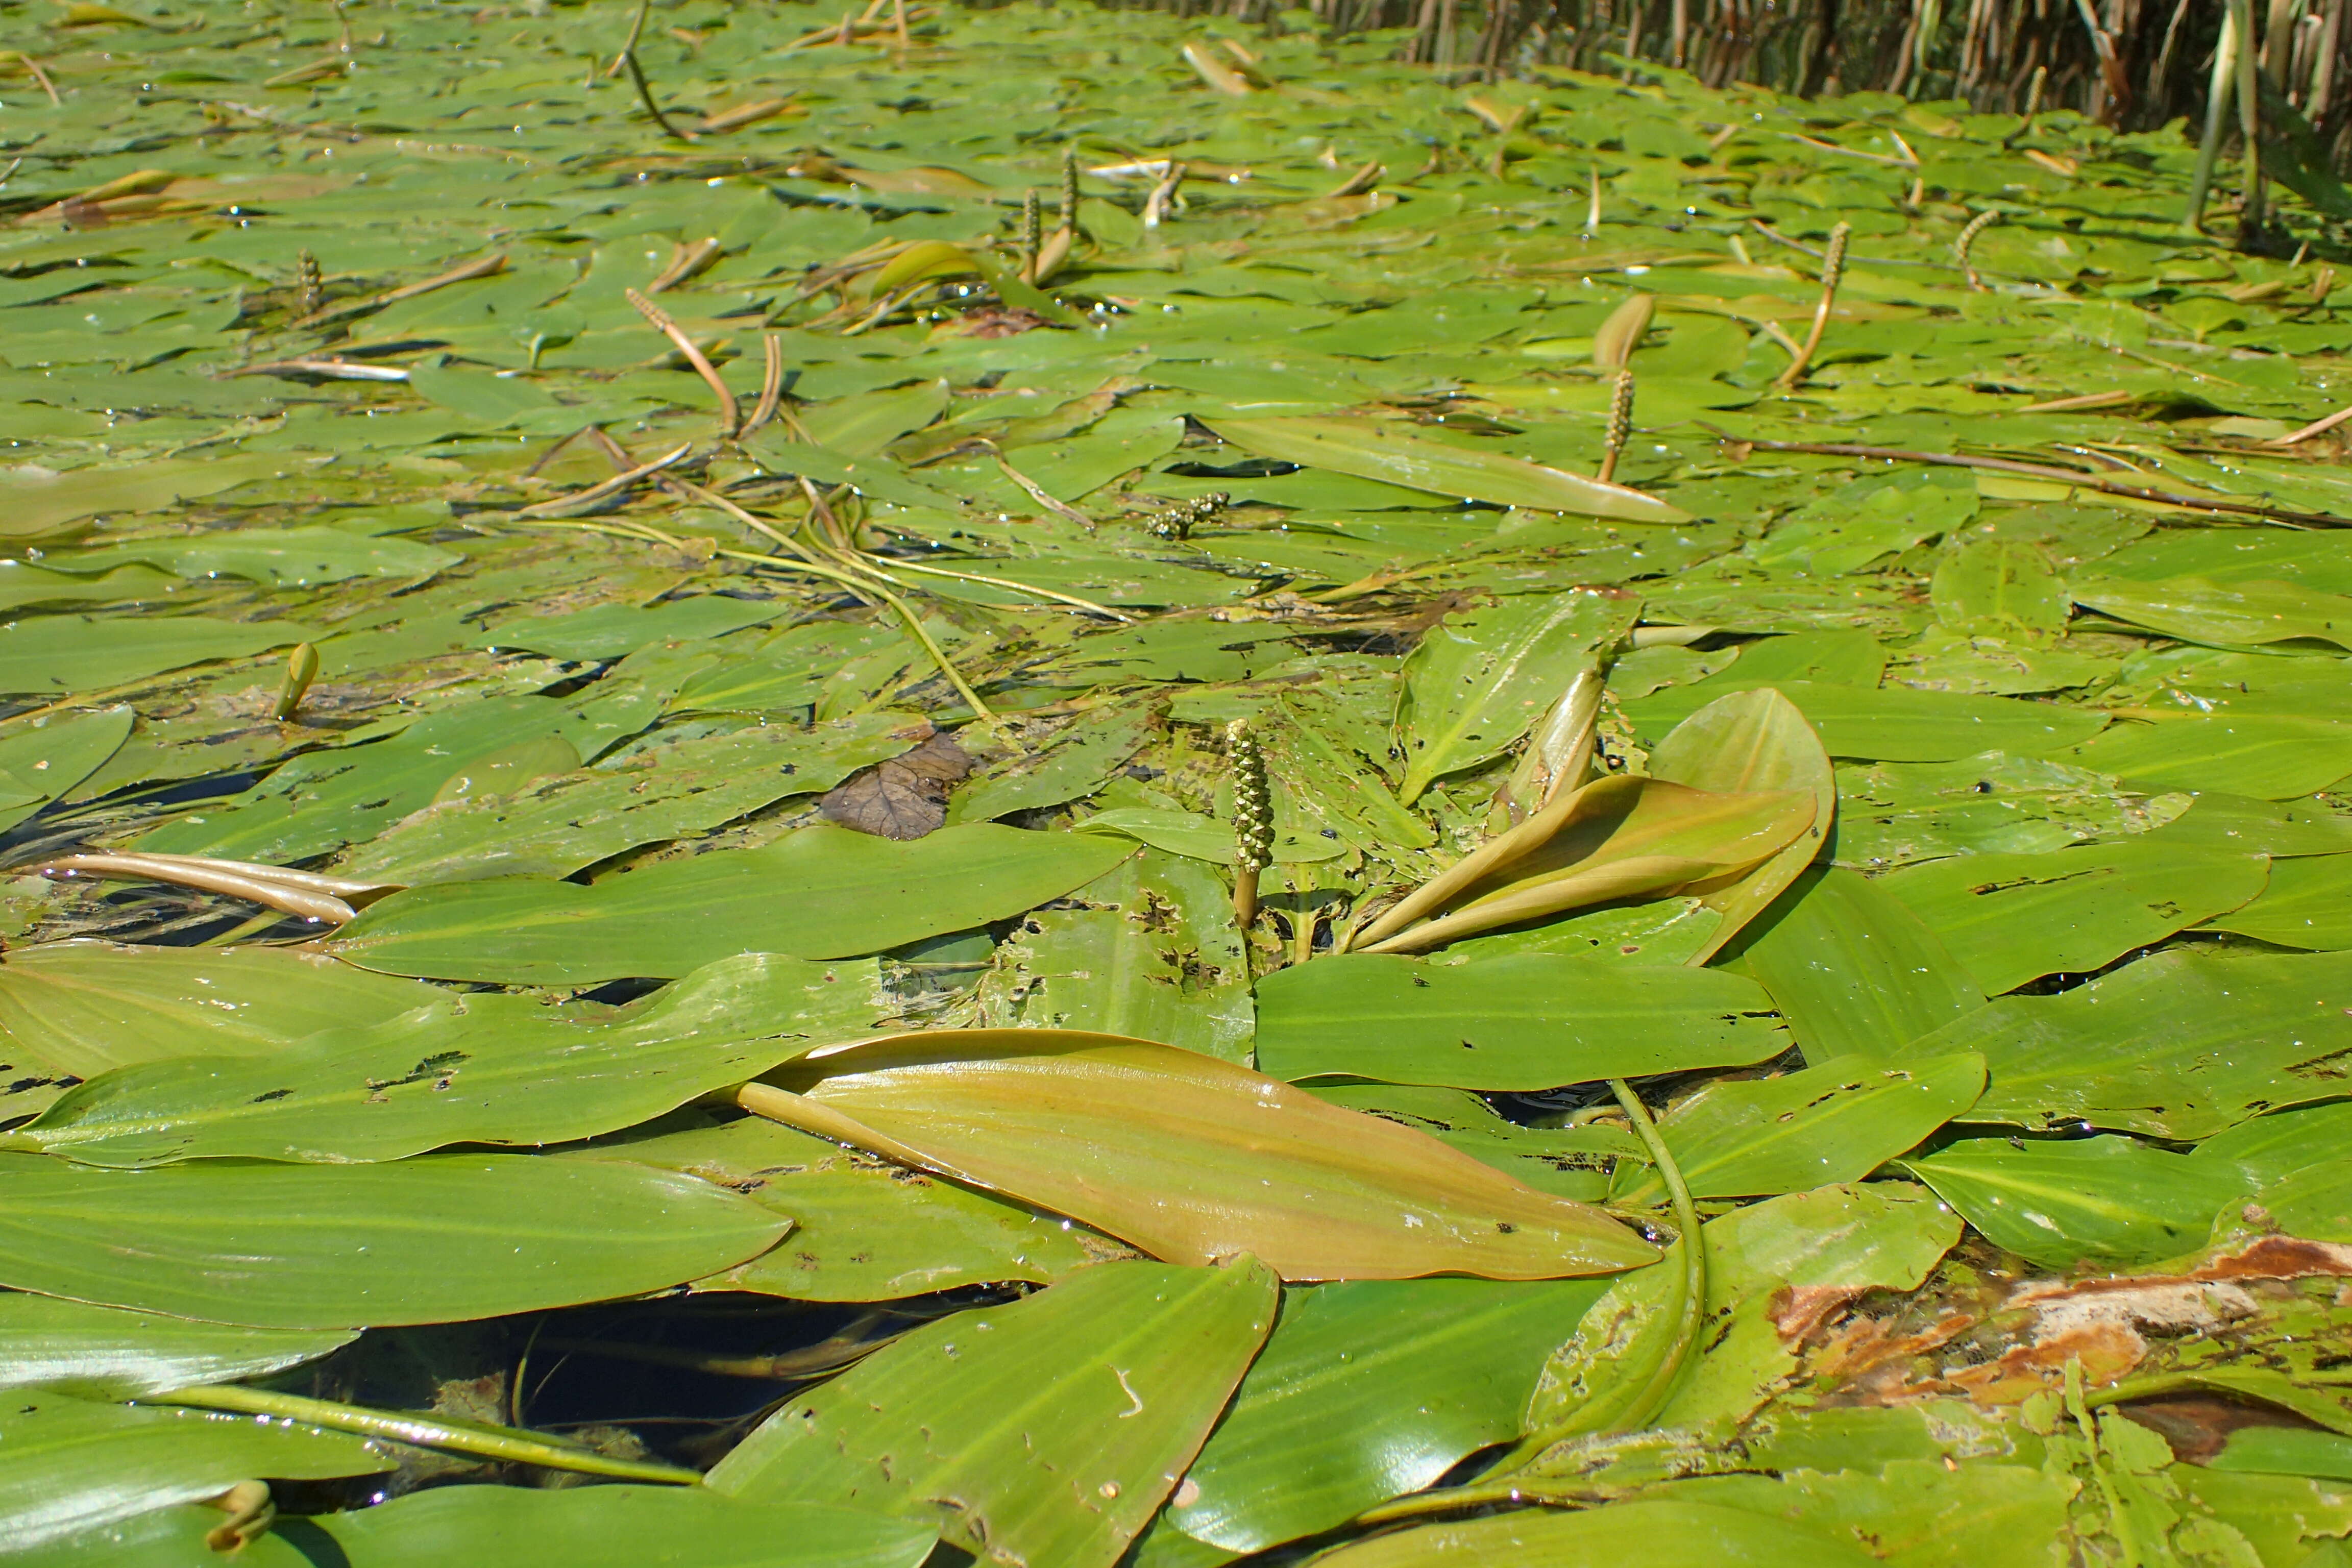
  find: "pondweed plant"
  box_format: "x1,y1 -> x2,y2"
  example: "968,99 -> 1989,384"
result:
2,2 -> 2352,1563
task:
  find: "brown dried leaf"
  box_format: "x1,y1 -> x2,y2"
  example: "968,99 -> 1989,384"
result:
818,729 -> 974,841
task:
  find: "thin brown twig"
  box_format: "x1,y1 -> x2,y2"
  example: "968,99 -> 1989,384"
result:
511,441 -> 693,518
987,446 -> 1095,529
2271,402 -> 2352,446
1721,433 -> 2352,528
742,333 -> 786,436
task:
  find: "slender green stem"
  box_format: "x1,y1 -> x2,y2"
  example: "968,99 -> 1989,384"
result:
1408,1078 -> 1707,1508
623,48 -> 689,140
1604,1077 -> 1707,1431
144,1385 -> 701,1485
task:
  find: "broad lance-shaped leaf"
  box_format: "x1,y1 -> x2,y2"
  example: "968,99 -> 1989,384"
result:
0,1295 -> 354,1399
0,707 -> 132,837
1607,1053 -> 1987,1205
707,1259 -> 1278,1568
1202,415 -> 1691,523
13,953 -> 888,1167
1166,1277 -> 1614,1552
1902,1136 -> 2249,1271
1649,687 -> 1836,966
1904,948 -> 2352,1140
1391,591 -> 1639,805
0,615 -> 318,698
1723,867 -> 1984,1062
741,1028 -> 1658,1281
1626,680 -> 2108,763
0,942 -> 448,1125
0,1153 -> 791,1330
1312,1499 -> 1884,1568
305,1487 -> 936,1568
1354,773 -> 1816,957
329,823 -> 1136,984
1254,951 -> 1789,1091
1881,841 -> 2269,995
0,1392 -> 389,1554
567,1114 -> 1112,1303
2072,574 -> 2352,652
2064,714 -> 2352,801
135,696 -> 584,865
48,525 -> 460,587
336,712 -> 922,884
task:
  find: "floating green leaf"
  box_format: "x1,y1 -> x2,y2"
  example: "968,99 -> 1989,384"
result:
1204,416 -> 1692,522
1905,949 -> 2352,1139
1167,1277 -> 1614,1551
1392,590 -> 1637,803
0,1294 -> 354,1398
708,1259 -> 1278,1568
18,954 -> 885,1166
330,823 -> 1136,983
570,1113 -> 1113,1301
1903,1136 -> 2246,1270
1254,951 -> 1788,1090
0,943 -> 444,1124
1879,841 -> 2270,994
0,1153 -> 790,1329
0,1392 -> 387,1554
750,1028 -> 1659,1280
1610,1054 -> 1986,1204
1727,867 -> 1984,1062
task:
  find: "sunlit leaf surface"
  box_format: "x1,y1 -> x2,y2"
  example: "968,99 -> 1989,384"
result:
9,0 -> 2352,1556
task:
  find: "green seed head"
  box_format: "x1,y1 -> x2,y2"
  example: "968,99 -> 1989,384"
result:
1821,222 -> 1851,295
1605,368 -> 1635,457
1227,719 -> 1272,872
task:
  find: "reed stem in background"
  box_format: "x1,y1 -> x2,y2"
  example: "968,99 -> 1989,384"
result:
2187,5 -> 2240,228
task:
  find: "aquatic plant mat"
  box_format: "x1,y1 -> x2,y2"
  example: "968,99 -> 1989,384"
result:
8,1 -> 2352,1562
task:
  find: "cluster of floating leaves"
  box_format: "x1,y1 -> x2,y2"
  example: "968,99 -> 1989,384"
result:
7,0 -> 2352,1562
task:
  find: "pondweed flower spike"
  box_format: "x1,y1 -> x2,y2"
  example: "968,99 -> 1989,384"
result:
273,642 -> 318,722
1017,189 -> 1040,282
1774,218 -> 1849,391
1598,366 -> 1635,484
294,250 -> 322,318
1228,718 -> 1271,930
1954,209 -> 1999,291
1144,491 -> 1228,541
1059,149 -> 1079,234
